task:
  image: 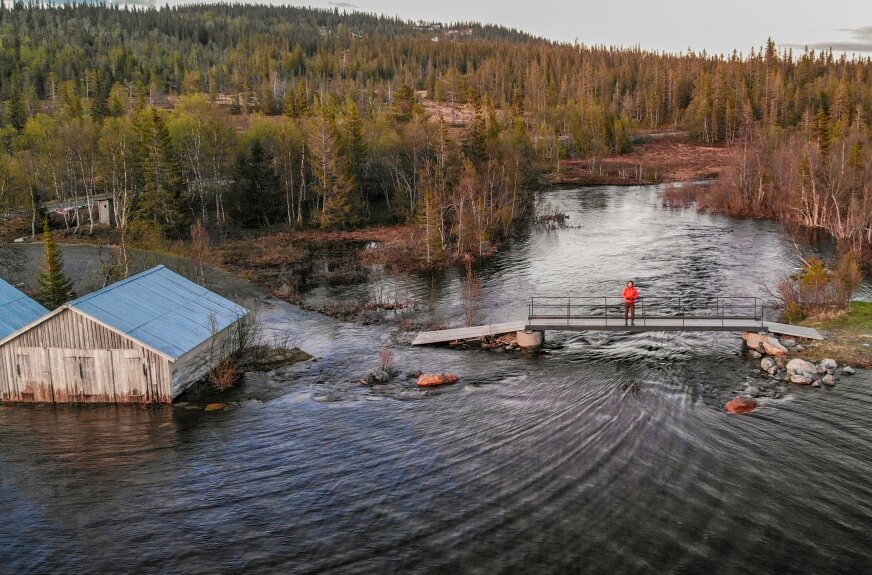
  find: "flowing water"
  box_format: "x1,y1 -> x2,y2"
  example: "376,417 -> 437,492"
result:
1,186 -> 871,574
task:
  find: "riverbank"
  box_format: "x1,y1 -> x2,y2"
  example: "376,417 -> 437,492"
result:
543,132 -> 735,187
797,302 -> 872,368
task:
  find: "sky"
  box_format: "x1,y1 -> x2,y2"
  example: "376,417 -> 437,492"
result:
299,0 -> 872,56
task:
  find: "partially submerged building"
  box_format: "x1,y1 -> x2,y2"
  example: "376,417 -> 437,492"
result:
0,266 -> 249,404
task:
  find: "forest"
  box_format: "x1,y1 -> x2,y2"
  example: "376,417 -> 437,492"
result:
0,2 -> 870,270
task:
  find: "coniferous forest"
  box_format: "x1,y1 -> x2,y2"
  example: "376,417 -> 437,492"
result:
0,2 -> 870,266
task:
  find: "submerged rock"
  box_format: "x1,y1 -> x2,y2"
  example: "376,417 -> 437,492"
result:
725,396 -> 758,414
417,373 -> 460,388
204,403 -> 227,412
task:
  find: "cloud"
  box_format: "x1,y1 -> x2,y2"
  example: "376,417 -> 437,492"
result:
785,25 -> 872,54
327,1 -> 360,9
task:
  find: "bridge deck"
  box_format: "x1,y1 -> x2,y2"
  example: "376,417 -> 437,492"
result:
411,319 -> 823,345
411,322 -> 526,346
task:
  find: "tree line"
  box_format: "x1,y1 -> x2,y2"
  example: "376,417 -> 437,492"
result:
0,3 -> 870,264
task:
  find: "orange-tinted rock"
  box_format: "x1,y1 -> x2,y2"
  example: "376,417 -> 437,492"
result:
724,397 -> 758,414
204,402 -> 227,412
416,373 -> 460,387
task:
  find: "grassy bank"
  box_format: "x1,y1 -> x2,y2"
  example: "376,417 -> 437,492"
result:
799,302 -> 872,368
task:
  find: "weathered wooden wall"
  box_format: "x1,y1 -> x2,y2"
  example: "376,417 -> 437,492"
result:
0,309 -> 173,404
170,323 -> 236,398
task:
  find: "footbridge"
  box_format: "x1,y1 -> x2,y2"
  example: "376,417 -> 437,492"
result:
412,296 -> 823,347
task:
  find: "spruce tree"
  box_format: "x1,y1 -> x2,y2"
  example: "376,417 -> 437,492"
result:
37,221 -> 74,309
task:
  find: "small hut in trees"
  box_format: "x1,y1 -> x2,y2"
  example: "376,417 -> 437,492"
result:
0,266 -> 249,404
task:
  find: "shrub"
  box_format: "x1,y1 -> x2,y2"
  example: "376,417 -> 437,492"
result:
209,358 -> 239,391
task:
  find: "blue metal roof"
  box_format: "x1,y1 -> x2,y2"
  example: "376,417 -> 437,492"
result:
0,278 -> 49,340
69,266 -> 249,360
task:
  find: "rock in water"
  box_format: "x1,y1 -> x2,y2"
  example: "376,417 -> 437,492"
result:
743,332 -> 767,351
725,397 -> 758,414
361,368 -> 393,386
762,337 -> 789,356
749,350 -> 763,360
786,358 -> 816,376
417,373 -> 460,387
790,374 -> 813,385
819,358 -> 838,372
822,374 -> 836,386
760,357 -> 778,375
842,366 -> 856,376
204,403 -> 226,412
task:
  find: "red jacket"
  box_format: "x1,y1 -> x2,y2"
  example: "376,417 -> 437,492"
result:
622,286 -> 639,304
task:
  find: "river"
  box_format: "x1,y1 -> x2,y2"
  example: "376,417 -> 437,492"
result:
1,185 -> 871,574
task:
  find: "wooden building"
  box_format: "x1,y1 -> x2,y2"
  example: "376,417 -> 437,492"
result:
0,266 -> 249,404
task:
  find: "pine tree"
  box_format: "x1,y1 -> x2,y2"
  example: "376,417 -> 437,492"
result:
341,100 -> 367,192
393,84 -> 415,123
7,85 -> 26,131
37,221 -> 74,309
137,108 -> 184,235
233,140 -> 281,227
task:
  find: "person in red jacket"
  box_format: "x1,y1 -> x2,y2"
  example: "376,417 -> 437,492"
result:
622,280 -> 639,326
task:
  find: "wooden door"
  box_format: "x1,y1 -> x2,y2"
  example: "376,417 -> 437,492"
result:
111,349 -> 149,403
11,348 -> 53,402
59,351 -> 114,403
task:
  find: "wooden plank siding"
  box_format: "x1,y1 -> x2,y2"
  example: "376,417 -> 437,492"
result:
0,308 -> 173,404
170,323 -> 235,398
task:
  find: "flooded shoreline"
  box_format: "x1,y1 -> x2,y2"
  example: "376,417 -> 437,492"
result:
2,185 -> 872,574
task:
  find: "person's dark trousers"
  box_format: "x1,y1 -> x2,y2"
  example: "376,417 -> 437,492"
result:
624,303 -> 635,324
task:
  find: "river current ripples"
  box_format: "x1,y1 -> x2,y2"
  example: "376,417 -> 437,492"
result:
1,185 -> 871,574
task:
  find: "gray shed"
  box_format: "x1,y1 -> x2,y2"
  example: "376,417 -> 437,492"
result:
0,266 -> 249,404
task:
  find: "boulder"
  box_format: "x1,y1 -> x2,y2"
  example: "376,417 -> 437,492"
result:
790,374 -> 814,385
811,381 -> 821,388
743,332 -> 767,351
361,368 -> 393,386
749,350 -> 763,360
795,345 -> 805,353
760,357 -> 779,375
725,396 -> 758,414
822,374 -> 836,387
820,358 -> 838,372
786,358 -> 816,375
842,366 -> 856,376
417,373 -> 460,388
781,338 -> 798,348
762,337 -> 789,357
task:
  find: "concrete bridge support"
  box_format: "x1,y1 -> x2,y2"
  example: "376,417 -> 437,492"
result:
516,330 -> 544,350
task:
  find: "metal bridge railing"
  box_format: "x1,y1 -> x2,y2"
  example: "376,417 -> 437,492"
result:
527,296 -> 765,327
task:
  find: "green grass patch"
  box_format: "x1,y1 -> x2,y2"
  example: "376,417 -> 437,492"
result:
801,301 -> 872,331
